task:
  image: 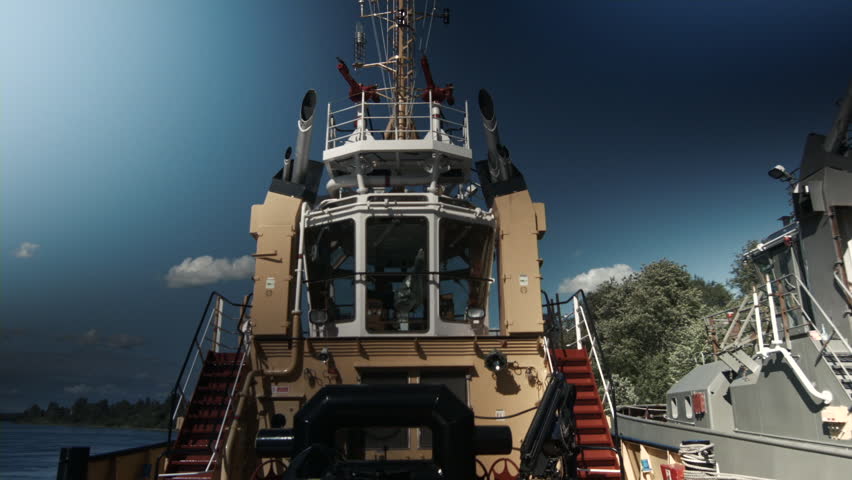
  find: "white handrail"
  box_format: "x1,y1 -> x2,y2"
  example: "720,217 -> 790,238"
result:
572,297 -> 582,344
578,304 -> 614,415
752,288 -> 766,353
834,270 -> 852,304
765,276 -> 782,346
562,295 -> 614,415
161,294 -> 252,479
172,306 -> 218,420
729,271 -> 852,403
206,339 -> 252,471
760,346 -> 833,404
795,276 -> 852,356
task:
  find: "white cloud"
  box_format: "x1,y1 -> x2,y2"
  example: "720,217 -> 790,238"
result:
14,242 -> 40,258
64,384 -> 92,395
558,264 -> 635,294
66,329 -> 145,350
64,383 -> 123,395
165,255 -> 254,288
80,329 -> 98,345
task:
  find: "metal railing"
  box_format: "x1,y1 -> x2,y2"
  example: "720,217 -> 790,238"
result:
616,404 -> 667,421
542,289 -> 624,478
158,292 -> 253,478
703,268 -> 852,402
325,89 -> 469,149
543,290 -> 615,416
792,275 -> 852,394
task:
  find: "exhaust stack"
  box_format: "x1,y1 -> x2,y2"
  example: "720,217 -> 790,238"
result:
292,90 -> 317,184
478,89 -> 511,183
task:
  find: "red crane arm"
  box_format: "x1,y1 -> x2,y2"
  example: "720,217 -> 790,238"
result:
336,57 -> 379,103
419,55 -> 454,105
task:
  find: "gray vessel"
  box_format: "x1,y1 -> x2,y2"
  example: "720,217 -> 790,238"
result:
616,80 -> 852,479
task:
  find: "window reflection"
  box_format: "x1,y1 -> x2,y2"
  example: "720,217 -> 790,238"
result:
305,220 -> 356,323
366,217 -> 429,333
439,219 -> 493,325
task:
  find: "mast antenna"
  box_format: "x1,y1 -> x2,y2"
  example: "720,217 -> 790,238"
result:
354,22 -> 367,67
354,1 -> 449,138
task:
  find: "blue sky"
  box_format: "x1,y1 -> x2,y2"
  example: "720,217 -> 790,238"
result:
2,1 -> 851,411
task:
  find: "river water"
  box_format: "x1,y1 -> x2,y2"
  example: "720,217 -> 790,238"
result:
0,422 -> 166,479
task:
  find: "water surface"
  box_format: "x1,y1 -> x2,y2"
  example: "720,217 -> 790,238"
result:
0,422 -> 165,480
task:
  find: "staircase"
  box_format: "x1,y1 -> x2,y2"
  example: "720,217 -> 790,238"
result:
553,348 -> 621,479
162,351 -> 245,480
823,347 -> 852,400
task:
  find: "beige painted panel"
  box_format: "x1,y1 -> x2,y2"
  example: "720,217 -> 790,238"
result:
493,191 -> 545,334
86,459 -> 111,480
620,442 -> 641,480
86,444 -> 167,480
249,192 -> 303,336
252,336 -> 549,468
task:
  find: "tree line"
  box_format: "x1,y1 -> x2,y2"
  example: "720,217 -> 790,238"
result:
584,242 -> 758,405
16,397 -> 170,429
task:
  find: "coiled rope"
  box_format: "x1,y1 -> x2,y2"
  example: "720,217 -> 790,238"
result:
678,441 -> 775,480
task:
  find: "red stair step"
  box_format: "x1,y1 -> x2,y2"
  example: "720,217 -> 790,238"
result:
178,439 -> 211,448
553,349 -> 590,361
562,377 -> 596,386
552,348 -> 621,479
578,469 -> 621,479
577,450 -> 618,468
576,433 -> 612,445
171,454 -> 214,463
188,409 -> 226,418
575,419 -> 608,432
574,404 -> 603,415
189,424 -> 217,434
576,391 -> 601,401
559,365 -> 594,374
196,384 -> 230,393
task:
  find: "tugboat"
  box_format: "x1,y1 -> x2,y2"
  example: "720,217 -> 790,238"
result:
58,2 -> 621,480
617,80 -> 852,479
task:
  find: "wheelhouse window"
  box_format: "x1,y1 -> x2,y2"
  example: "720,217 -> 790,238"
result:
305,220 -> 356,323
439,219 -> 493,324
365,217 -> 429,333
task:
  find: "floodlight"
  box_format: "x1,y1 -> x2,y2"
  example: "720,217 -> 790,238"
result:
316,347 -> 331,364
768,165 -> 793,181
484,349 -> 508,373
309,310 -> 329,326
466,307 -> 486,324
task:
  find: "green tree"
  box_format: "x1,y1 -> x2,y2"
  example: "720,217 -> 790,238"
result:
23,404 -> 43,418
71,398 -> 89,423
691,277 -> 733,310
17,397 -> 170,429
728,240 -> 761,296
587,260 -> 711,404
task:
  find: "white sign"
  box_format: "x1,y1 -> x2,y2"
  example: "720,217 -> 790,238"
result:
519,274 -> 529,287
271,385 -> 290,397
266,277 -> 275,289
